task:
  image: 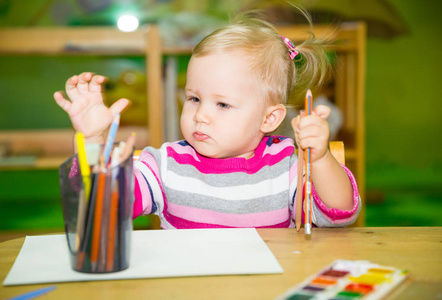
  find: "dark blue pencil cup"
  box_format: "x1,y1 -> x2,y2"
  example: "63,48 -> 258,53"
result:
59,149 -> 134,273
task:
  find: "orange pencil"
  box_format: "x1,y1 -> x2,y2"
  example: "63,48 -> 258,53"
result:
295,147 -> 304,232
106,187 -> 119,271
304,89 -> 313,235
90,168 -> 106,271
106,146 -> 122,271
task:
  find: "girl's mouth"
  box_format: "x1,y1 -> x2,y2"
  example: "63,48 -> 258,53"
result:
193,132 -> 209,141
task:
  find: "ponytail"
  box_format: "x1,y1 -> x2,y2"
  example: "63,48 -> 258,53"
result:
286,4 -> 334,104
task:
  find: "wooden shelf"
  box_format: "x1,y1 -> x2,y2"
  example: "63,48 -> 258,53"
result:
0,127 -> 149,170
0,27 -> 146,55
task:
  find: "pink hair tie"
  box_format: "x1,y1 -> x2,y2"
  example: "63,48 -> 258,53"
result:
280,35 -> 299,60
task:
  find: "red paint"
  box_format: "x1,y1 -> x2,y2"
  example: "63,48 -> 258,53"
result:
345,283 -> 374,294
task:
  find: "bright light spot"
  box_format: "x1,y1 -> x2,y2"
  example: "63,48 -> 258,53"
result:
117,15 -> 139,32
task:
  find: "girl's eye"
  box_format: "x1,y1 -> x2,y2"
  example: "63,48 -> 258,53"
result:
188,97 -> 199,103
218,102 -> 230,109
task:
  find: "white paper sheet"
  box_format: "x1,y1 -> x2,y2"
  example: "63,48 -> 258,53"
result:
3,228 -> 283,286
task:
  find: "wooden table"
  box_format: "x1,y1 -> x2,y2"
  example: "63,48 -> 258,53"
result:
1,227 -> 441,299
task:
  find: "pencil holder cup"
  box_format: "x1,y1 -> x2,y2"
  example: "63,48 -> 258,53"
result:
59,149 -> 134,273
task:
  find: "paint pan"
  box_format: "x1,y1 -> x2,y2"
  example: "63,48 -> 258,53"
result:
277,260 -> 408,300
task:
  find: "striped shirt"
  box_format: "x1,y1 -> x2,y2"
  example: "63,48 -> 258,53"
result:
133,136 -> 360,229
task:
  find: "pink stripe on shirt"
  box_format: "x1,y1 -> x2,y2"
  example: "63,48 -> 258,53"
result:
166,216 -> 291,229
133,167 -> 152,218
164,202 -> 291,228
139,151 -> 161,177
167,145 -> 294,174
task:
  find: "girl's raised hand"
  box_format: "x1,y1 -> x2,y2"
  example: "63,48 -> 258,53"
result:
53,72 -> 129,143
291,105 -> 331,163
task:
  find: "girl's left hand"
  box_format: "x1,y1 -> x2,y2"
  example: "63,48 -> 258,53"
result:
291,105 -> 331,163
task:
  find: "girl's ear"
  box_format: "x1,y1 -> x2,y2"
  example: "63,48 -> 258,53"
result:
260,104 -> 287,133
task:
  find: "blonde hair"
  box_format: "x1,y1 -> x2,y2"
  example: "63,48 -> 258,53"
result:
192,10 -> 332,107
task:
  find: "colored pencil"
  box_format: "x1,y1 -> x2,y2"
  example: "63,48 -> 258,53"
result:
90,165 -> 106,272
118,166 -> 129,270
8,285 -> 57,300
121,132 -> 136,162
304,89 -> 313,235
106,147 -> 121,271
103,113 -> 120,166
97,171 -> 112,272
74,188 -> 87,252
75,132 -> 91,197
74,132 -> 91,251
295,146 -> 304,232
76,170 -> 99,271
106,186 -> 119,271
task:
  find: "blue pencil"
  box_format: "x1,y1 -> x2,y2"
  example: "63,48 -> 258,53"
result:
103,113 -> 120,166
7,285 -> 56,300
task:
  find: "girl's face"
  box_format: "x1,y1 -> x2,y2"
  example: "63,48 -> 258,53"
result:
181,51 -> 268,159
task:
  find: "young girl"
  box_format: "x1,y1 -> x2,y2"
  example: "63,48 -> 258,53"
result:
54,16 -> 360,229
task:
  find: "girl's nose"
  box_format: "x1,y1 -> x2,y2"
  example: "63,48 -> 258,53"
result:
193,106 -> 210,124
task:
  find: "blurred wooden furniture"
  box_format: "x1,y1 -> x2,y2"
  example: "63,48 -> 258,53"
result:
1,227 -> 441,299
329,141 -> 345,166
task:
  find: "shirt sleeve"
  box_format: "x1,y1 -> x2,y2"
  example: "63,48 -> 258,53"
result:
132,146 -> 165,219
311,165 -> 361,227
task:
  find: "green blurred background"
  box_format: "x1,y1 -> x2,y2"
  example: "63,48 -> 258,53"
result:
0,0 -> 441,233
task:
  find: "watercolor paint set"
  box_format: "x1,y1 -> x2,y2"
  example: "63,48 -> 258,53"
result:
278,259 -> 408,300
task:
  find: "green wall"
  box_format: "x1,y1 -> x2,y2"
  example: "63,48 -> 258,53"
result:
365,0 -> 442,189
0,56 -> 145,129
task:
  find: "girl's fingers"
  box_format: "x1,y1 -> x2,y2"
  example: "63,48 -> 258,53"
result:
89,75 -> 106,93
297,124 -> 328,140
297,136 -> 327,154
65,75 -> 81,101
294,107 -> 330,162
65,72 -> 99,101
297,114 -> 329,131
109,98 -> 130,115
53,91 -> 72,113
77,72 -> 93,94
312,105 -> 331,119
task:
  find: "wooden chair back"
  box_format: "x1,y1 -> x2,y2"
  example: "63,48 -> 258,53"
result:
329,141 -> 345,165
